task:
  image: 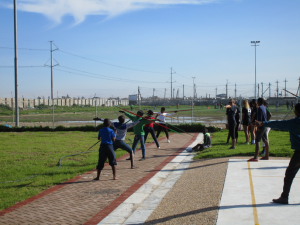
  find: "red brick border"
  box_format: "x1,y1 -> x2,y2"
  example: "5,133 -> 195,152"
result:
84,133 -> 198,225
0,135 -> 171,217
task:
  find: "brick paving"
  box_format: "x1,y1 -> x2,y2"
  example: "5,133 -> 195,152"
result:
0,133 -> 195,225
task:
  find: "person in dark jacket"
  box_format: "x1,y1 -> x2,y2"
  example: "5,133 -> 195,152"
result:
192,128 -> 212,151
254,103 -> 300,204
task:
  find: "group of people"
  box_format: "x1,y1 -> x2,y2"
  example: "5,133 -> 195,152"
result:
94,101 -> 300,205
93,107 -> 177,180
226,98 -> 300,204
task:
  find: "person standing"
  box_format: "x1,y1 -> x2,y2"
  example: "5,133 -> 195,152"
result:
248,98 -> 269,161
242,99 -> 251,144
254,103 -> 300,204
94,119 -> 118,181
226,99 -> 240,149
261,100 -> 272,155
154,107 -> 178,143
122,110 -> 154,161
250,99 -> 258,144
144,110 -> 160,148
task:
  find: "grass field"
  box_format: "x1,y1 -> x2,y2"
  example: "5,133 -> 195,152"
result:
194,129 -> 293,159
0,104 -> 295,123
0,131 -> 163,210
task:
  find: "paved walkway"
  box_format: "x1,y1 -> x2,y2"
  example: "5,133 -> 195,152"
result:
0,133 -> 197,224
1,133 -> 299,225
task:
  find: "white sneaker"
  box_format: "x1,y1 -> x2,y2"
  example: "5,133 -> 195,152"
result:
158,147 -> 160,149
167,139 -> 170,143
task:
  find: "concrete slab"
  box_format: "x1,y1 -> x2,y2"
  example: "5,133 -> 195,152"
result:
217,159 -> 300,225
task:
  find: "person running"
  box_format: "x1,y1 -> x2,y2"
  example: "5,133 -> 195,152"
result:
192,128 -> 212,151
248,98 -> 269,162
250,99 -> 258,144
144,110 -> 160,148
154,107 -> 178,143
94,119 -> 118,181
121,110 -> 154,161
226,99 -> 240,149
254,103 -> 300,204
242,99 -> 251,144
94,115 -> 140,169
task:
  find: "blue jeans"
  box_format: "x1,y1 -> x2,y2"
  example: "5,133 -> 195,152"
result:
132,135 -> 145,157
113,140 -> 132,153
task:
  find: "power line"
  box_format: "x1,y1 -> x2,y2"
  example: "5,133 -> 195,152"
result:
54,67 -> 167,84
0,47 -> 48,51
0,65 -> 45,68
58,49 -> 168,74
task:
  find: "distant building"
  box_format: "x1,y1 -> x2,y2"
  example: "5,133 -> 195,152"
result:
216,94 -> 226,98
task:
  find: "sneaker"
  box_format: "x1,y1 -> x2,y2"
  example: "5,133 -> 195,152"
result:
167,139 -> 170,143
261,148 -> 266,155
243,142 -> 249,145
152,141 -> 155,143
229,146 -> 235,149
139,157 -> 146,161
273,197 -> 288,204
157,147 -> 160,149
126,157 -> 131,160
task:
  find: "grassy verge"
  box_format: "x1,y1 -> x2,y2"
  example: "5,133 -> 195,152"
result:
194,130 -> 293,159
0,131 -> 163,210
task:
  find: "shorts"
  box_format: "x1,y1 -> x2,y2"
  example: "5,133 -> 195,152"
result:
255,127 -> 268,143
242,120 -> 250,126
96,144 -> 117,170
228,125 -> 236,139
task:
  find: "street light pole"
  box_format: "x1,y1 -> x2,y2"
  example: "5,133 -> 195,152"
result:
14,0 -> 19,127
251,41 -> 260,99
191,77 -> 196,125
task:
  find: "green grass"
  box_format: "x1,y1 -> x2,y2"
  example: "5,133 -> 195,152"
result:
194,130 -> 293,159
1,104 -> 294,123
0,131 -> 163,210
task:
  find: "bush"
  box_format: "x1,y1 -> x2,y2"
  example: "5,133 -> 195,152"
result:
0,103 -> 12,111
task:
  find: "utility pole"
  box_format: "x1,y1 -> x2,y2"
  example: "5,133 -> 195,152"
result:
276,80 -> 279,98
261,82 -> 264,98
251,41 -> 260,99
14,0 -> 19,127
138,86 -> 141,110
226,81 -> 228,99
269,83 -> 271,98
49,41 -> 59,129
164,88 -> 166,99
183,85 -> 184,99
170,68 -> 175,99
192,77 -> 196,100
173,88 -> 175,99
283,79 -> 288,97
191,77 -> 196,125
215,87 -> 217,98
258,84 -> 259,98
235,83 -> 237,99
153,88 -> 155,99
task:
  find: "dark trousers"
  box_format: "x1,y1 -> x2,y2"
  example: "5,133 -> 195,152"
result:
96,144 -> 117,170
281,151 -> 300,199
156,123 -> 169,139
144,127 -> 159,147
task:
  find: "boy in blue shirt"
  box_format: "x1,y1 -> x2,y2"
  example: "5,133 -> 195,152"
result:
94,119 -> 118,180
255,103 -> 300,204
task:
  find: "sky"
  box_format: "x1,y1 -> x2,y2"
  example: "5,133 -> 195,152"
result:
0,0 -> 299,99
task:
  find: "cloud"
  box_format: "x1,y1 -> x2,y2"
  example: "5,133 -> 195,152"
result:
6,0 -> 219,24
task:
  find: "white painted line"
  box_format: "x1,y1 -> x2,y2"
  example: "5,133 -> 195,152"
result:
98,133 -> 203,225
217,159 -> 300,225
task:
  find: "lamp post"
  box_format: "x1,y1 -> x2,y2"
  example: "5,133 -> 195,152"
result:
191,77 -> 196,125
251,41 -> 260,99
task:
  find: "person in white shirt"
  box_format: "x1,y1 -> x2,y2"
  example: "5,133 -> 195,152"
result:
154,107 -> 178,143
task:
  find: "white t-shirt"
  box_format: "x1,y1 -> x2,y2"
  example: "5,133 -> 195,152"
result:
154,112 -> 175,123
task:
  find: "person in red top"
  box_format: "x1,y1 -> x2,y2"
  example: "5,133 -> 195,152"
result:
143,110 -> 160,148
